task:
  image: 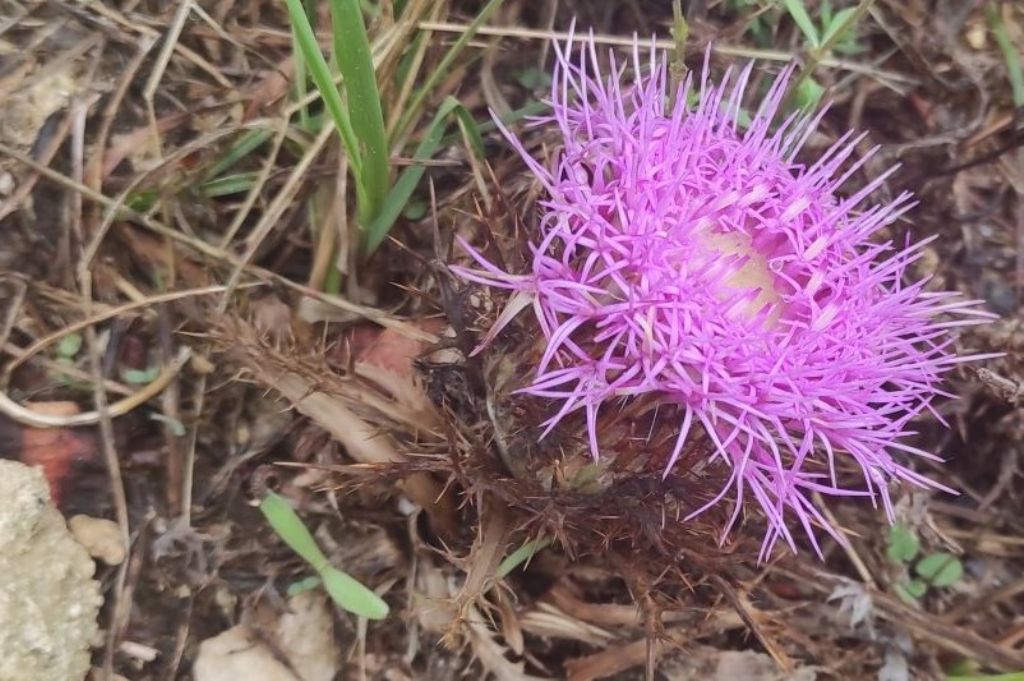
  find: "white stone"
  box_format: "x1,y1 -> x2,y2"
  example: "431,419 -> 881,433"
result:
0,460 -> 102,681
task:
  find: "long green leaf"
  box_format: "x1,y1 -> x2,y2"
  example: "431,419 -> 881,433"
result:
497,537 -> 552,578
450,105 -> 485,159
321,566 -> 390,619
200,172 -> 259,198
329,0 -> 389,228
365,96 -> 465,253
291,27 -> 311,129
783,0 -> 820,47
821,6 -> 858,46
391,0 -> 504,142
282,0 -> 362,178
440,100 -> 548,147
260,493 -> 390,620
260,492 -> 329,571
988,2 -> 1024,108
203,129 -> 272,181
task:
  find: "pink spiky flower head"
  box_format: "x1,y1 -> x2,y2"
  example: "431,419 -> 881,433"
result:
453,32 -> 994,559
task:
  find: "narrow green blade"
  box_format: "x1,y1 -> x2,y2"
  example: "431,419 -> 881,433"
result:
259,492 -> 329,571
321,566 -> 390,619
329,0 -> 389,228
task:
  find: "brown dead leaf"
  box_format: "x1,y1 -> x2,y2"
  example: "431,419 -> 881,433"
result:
194,626 -> 299,681
518,603 -> 614,647
659,646 -> 819,681
413,559 -> 457,634
351,320 -> 444,427
251,293 -> 297,346
466,605 -> 549,681
564,636 -> 661,681
100,113 -> 190,178
269,370 -> 458,539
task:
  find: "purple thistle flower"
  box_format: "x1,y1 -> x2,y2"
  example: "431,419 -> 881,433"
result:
453,32 -> 995,559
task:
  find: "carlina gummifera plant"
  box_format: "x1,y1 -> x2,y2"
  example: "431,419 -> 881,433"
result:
452,30 -> 998,560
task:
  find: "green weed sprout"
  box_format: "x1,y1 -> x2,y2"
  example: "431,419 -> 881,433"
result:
260,492 -> 389,620
783,0 -> 873,110
886,524 -> 964,602
497,536 -> 552,579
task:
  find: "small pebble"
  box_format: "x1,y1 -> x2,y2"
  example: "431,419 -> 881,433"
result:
69,515 -> 126,566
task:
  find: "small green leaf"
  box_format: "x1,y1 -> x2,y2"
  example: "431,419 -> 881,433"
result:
282,0 -> 360,178
287,575 -> 323,597
56,332 -> 83,358
203,129 -> 272,181
516,67 -> 552,90
259,492 -> 329,570
260,494 -> 388,619
783,0 -> 820,47
200,172 -> 259,198
121,366 -> 161,384
820,0 -> 834,25
886,524 -> 920,563
915,552 -> 964,588
794,76 -> 825,111
321,566 -> 389,619
126,189 -> 158,212
821,6 -> 858,46
149,413 -> 187,437
897,579 -> 927,602
497,536 -> 553,578
402,200 -> 428,221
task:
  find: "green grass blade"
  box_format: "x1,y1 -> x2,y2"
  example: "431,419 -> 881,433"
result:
292,26 -> 311,129
821,6 -> 858,46
260,492 -> 329,571
287,575 -> 322,596
283,0 -> 362,178
365,96 -> 463,253
988,2 -> 1024,108
200,172 -> 259,198
321,566 -> 390,619
439,100 -> 549,147
783,0 -> 820,47
450,104 -> 485,159
391,0 -> 504,143
497,536 -> 552,578
203,129 -> 272,181
329,0 -> 389,227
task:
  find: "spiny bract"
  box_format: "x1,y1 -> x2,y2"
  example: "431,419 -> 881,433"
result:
453,33 -> 993,559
